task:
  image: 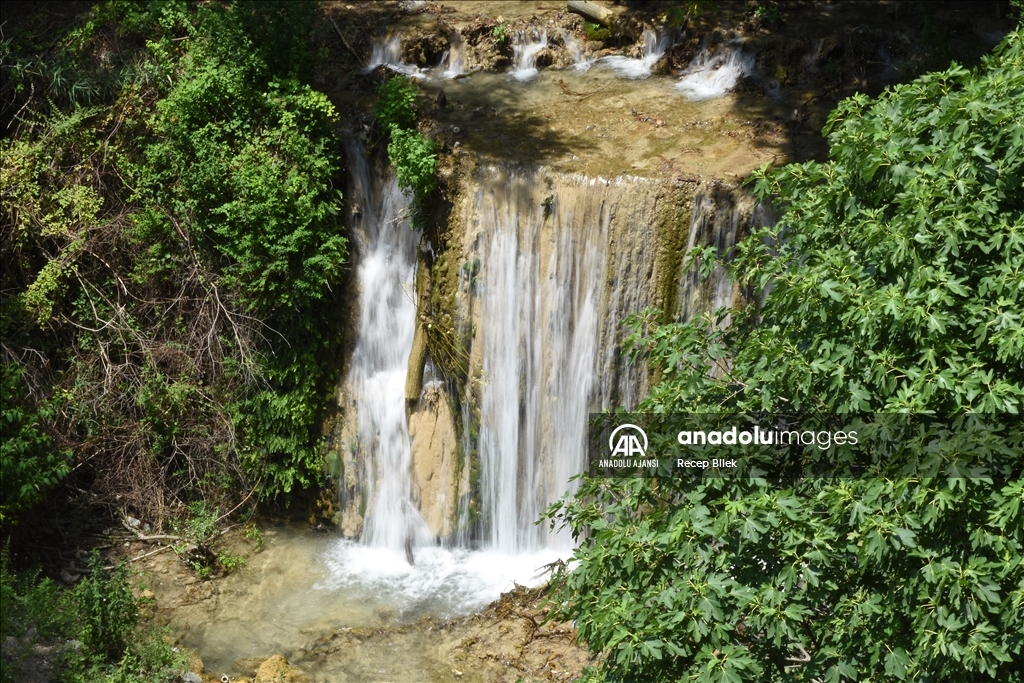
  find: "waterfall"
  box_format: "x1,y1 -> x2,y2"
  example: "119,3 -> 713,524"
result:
338,156 -> 766,563
331,153 -> 775,628
366,34 -> 422,77
342,143 -> 432,552
562,30 -> 595,73
675,40 -> 754,100
600,28 -> 668,79
510,29 -> 549,82
456,167 -> 660,553
442,34 -> 466,79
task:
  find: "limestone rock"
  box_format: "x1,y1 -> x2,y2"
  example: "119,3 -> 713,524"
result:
408,384 -> 458,538
186,649 -> 205,674
254,655 -> 311,683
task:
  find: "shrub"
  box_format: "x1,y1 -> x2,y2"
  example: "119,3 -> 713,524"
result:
388,126 -> 437,202
375,75 -> 417,131
0,548 -> 186,683
546,29 -> 1024,683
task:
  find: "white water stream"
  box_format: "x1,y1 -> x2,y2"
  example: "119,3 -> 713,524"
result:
365,28 -> 754,102
599,28 -> 669,79
365,33 -> 424,78
343,144 -> 432,553
469,169 -> 606,554
442,33 -> 466,79
510,28 -> 549,82
676,40 -> 755,100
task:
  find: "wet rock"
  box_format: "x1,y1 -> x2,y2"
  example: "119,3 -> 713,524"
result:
403,33 -> 449,67
185,647 -> 205,675
183,673 -> 202,683
533,47 -> 555,69
254,655 -> 311,683
233,656 -> 266,676
649,56 -> 670,75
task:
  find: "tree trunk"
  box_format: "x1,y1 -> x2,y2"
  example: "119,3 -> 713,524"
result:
567,0 -> 615,27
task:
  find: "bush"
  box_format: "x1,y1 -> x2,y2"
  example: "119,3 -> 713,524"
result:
546,28 -> 1024,683
1,0 -> 345,517
1,549 -> 186,683
375,75 -> 417,131
373,75 -> 437,215
388,126 -> 437,202
0,363 -> 71,522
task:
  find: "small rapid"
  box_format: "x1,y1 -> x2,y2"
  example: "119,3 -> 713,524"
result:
365,33 -> 423,78
676,40 -> 754,100
366,27 -> 756,102
599,28 -> 668,79
320,542 -> 564,618
509,28 -> 549,82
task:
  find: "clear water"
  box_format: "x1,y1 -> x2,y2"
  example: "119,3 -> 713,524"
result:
175,524 -> 566,680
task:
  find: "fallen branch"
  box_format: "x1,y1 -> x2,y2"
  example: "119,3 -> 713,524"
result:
129,544 -> 176,563
327,16 -> 362,61
567,1 -> 615,27
213,477 -> 262,526
121,518 -> 183,542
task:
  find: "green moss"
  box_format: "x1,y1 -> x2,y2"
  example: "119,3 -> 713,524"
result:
584,21 -> 611,42
655,192 -> 694,319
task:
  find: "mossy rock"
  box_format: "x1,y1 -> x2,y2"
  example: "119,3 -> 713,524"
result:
254,655 -> 311,683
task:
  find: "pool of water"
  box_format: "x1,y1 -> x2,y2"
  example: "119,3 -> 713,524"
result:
172,524 -> 566,680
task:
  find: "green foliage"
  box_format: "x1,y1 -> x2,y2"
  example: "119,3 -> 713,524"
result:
244,522 -> 265,550
583,21 -> 611,43
493,23 -> 509,46
172,501 -> 219,546
388,127 -> 437,202
0,364 -> 71,521
74,555 -> 138,658
375,75 -> 418,131
547,30 -> 1024,683
659,1 -> 716,30
1,0 -> 346,515
374,75 -> 437,217
218,551 -> 245,574
0,549 -> 185,683
752,2 -> 781,26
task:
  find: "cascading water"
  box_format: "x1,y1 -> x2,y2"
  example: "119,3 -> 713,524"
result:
510,29 -> 549,82
366,33 -> 422,77
562,30 -> 595,72
342,143 -> 432,553
676,184 -> 774,324
334,148 -> 773,641
675,39 -> 755,100
470,170 -> 603,553
600,27 -> 668,79
456,167 -> 661,553
442,34 -> 466,79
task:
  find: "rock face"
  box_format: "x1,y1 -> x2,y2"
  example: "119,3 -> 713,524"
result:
254,655 -> 311,683
408,380 -> 459,538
